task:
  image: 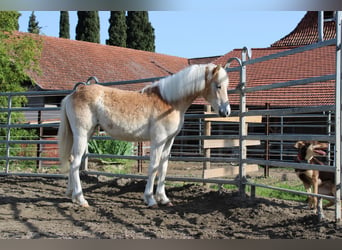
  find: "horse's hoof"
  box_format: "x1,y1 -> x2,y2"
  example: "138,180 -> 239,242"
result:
81,202 -> 89,208
162,202 -> 174,207
148,204 -> 159,209
72,197 -> 89,208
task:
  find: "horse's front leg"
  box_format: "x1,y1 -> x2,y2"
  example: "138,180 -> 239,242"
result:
144,145 -> 163,208
155,138 -> 175,206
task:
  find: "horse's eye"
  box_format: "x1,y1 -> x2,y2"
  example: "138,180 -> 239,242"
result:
216,85 -> 221,89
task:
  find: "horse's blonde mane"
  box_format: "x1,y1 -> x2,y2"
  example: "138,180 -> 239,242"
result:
144,64 -> 215,103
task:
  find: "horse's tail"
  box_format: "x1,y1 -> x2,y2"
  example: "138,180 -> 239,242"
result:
58,96 -> 73,173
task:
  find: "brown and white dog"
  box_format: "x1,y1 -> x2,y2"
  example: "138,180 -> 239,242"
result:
294,141 -> 335,213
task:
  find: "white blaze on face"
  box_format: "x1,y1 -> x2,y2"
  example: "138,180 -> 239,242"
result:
214,68 -> 230,117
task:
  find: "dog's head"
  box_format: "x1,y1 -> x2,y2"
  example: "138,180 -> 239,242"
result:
294,141 -> 328,163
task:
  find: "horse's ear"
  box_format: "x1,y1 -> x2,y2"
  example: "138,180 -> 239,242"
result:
294,141 -> 305,149
212,65 -> 222,75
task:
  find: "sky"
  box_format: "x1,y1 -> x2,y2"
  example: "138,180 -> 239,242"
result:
18,11 -> 306,59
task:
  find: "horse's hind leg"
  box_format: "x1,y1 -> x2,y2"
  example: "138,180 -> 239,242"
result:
69,134 -> 89,207
155,137 -> 175,206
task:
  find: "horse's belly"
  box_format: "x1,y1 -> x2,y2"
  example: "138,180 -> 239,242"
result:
102,123 -> 150,142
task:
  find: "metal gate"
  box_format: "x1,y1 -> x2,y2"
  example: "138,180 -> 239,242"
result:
224,11 -> 341,222
0,11 -> 341,222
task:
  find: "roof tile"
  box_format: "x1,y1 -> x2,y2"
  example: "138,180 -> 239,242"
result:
27,34 -> 189,91
271,11 -> 336,48
23,11 -> 337,108
213,46 -> 335,107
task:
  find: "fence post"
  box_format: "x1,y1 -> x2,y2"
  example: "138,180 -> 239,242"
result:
80,148 -> 89,171
5,95 -> 12,173
238,47 -> 249,197
264,103 -> 270,177
334,11 -> 342,223
327,111 -> 332,165
202,105 -> 211,179
36,110 -> 42,169
318,11 -> 324,42
137,142 -> 143,173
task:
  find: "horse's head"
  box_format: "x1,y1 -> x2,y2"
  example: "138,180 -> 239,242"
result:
203,64 -> 231,117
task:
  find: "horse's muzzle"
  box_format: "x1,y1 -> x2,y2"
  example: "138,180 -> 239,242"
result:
219,103 -> 231,117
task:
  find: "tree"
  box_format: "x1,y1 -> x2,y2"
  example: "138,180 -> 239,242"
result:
59,11 -> 70,39
126,11 -> 155,52
76,11 -> 100,43
106,11 -> 127,47
0,11 -> 20,31
0,11 -> 42,166
28,11 -> 41,34
0,11 -> 40,97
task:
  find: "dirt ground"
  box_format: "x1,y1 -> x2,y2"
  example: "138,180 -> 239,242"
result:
0,169 -> 342,239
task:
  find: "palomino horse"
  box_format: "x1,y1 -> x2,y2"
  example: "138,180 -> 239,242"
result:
58,64 -> 231,207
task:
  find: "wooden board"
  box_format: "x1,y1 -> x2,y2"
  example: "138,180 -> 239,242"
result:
204,113 -> 262,123
203,164 -> 259,179
203,139 -> 260,149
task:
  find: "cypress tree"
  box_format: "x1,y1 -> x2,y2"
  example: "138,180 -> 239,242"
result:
59,11 -> 70,39
126,11 -> 155,52
75,11 -> 100,43
28,11 -> 41,34
106,11 -> 127,47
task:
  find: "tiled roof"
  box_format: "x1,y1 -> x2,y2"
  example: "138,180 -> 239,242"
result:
23,10 -> 337,108
213,46 -> 335,107
211,11 -> 337,107
271,11 -> 336,48
188,56 -> 221,65
27,33 -> 189,91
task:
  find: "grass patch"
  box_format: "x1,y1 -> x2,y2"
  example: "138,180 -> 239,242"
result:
210,179 -> 307,203
91,161 -> 134,175
247,182 -> 306,202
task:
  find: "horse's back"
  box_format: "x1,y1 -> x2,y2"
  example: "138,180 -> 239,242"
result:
70,84 -> 105,105
65,84 -> 182,142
